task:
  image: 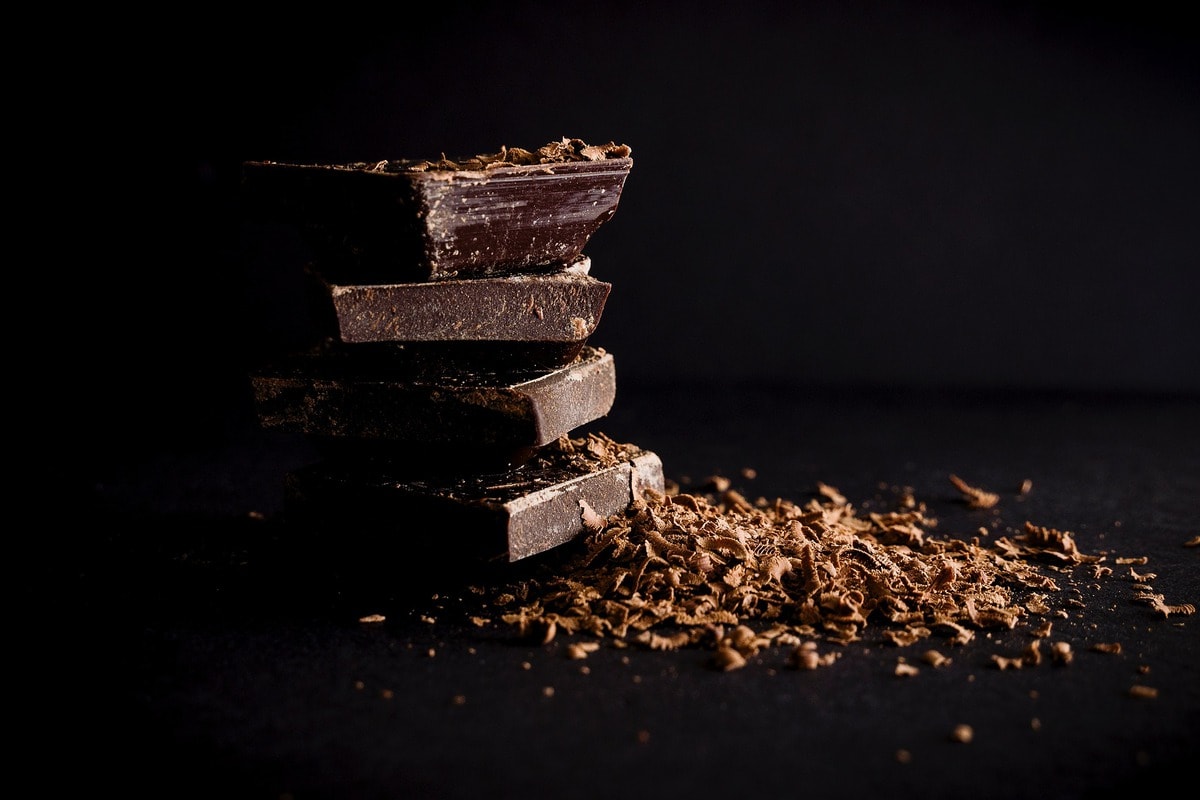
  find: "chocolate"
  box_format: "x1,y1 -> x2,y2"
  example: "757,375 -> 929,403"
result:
283,438 -> 664,562
249,345 -> 617,452
308,254 -> 610,347
241,141 -> 633,284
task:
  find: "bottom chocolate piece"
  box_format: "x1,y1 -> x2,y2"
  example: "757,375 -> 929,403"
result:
284,435 -> 664,563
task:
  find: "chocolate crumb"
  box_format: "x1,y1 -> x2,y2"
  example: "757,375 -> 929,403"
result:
1051,642 -> 1073,665
949,474 -> 1000,509
922,650 -> 951,668
950,724 -> 974,743
711,645 -> 748,672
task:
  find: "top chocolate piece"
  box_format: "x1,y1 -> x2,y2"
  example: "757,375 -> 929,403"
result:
242,138 -> 633,284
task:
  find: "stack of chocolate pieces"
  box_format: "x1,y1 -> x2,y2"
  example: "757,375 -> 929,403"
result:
242,138 -> 663,563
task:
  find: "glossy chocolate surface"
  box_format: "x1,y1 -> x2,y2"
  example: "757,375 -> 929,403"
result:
241,157 -> 632,283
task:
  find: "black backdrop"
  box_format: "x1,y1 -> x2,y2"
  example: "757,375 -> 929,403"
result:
75,0 -> 1199,464
45,8 -> 1200,796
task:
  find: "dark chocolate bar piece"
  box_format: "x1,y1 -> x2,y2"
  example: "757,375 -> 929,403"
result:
310,254 -> 610,345
283,437 -> 665,562
250,345 -> 617,451
241,145 -> 632,284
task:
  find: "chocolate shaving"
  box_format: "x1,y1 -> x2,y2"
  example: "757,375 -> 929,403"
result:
378,137 -> 632,174
949,474 -> 1000,509
469,461 -> 1164,666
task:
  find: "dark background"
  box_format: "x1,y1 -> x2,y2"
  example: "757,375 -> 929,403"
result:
72,0 -> 1199,467
49,4 -> 1198,797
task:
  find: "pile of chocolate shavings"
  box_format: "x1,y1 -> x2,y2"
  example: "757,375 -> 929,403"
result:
466,444 -> 1192,671
531,431 -> 647,472
372,137 -> 632,174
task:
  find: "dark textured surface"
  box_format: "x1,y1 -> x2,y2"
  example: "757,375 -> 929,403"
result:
60,384 -> 1199,799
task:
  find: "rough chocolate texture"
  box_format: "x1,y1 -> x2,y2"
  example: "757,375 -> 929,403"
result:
309,254 -> 610,345
250,345 -> 616,450
241,150 -> 632,283
283,441 -> 664,562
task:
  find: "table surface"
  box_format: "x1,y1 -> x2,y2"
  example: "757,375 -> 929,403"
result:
57,383 -> 1199,799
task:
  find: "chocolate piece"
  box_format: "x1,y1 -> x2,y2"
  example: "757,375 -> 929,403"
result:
241,142 -> 633,284
310,254 -> 610,346
249,345 -> 617,452
283,439 -> 664,562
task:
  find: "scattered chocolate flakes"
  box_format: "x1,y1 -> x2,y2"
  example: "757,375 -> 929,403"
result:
992,641 -> 1045,670
817,482 -> 847,506
1131,585 -> 1196,618
1185,536 -> 1200,547
460,449 -> 1178,671
922,650 -> 952,668
358,614 -> 386,624
949,724 -> 975,743
895,661 -> 920,677
1128,685 -> 1159,699
1090,642 -> 1122,655
565,641 -> 601,660
579,499 -> 606,533
711,645 -> 747,672
511,615 -> 557,644
949,474 -> 1000,509
376,137 -> 632,174
1130,567 -> 1156,583
1050,642 -> 1073,666
1025,594 -> 1052,615
883,628 -> 929,647
790,641 -> 841,670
